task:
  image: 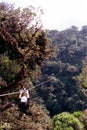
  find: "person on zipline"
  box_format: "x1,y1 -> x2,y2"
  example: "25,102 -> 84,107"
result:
18,85 -> 30,116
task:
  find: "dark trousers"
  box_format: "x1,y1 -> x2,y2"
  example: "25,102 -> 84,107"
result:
18,99 -> 29,115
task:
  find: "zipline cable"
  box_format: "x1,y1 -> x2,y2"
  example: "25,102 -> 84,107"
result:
0,77 -> 54,97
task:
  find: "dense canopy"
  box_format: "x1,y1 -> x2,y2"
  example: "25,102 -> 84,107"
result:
0,2 -> 52,93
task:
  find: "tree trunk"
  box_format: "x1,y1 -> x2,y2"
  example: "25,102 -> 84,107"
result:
0,102 -> 13,121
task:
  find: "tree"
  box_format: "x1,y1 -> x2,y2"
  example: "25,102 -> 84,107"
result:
76,55 -> 87,89
53,112 -> 83,130
0,2 -> 52,93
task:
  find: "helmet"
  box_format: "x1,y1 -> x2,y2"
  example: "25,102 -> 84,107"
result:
21,96 -> 27,103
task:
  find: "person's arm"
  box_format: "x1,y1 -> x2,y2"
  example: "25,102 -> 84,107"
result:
26,90 -> 30,99
19,89 -> 24,98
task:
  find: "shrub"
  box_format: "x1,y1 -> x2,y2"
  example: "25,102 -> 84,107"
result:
53,112 -> 84,130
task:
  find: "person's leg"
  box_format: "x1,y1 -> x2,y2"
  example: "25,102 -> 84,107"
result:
18,102 -> 24,118
25,109 -> 29,115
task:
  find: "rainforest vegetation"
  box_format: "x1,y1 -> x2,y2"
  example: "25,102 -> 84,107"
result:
0,2 -> 87,130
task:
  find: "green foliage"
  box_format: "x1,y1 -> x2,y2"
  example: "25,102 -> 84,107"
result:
0,2 -> 52,91
53,112 -> 84,130
0,55 -> 22,81
72,111 -> 82,119
76,55 -> 87,89
37,26 -> 87,115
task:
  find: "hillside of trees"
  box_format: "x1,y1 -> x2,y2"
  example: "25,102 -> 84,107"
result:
0,2 -> 87,130
37,26 -> 87,116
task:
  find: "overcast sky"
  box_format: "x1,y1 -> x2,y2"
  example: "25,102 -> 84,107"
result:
1,0 -> 87,30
